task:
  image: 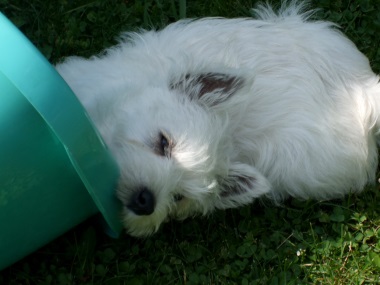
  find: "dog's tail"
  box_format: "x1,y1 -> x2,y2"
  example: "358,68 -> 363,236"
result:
361,70 -> 380,139
372,78 -> 380,133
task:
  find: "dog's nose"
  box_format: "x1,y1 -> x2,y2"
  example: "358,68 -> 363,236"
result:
127,188 -> 155,216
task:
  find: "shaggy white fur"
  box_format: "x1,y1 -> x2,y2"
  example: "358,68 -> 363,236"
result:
56,1 -> 380,237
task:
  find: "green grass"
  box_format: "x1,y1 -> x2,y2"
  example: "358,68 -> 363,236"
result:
1,0 -> 380,284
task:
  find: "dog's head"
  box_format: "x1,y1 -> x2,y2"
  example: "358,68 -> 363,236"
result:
105,71 -> 271,237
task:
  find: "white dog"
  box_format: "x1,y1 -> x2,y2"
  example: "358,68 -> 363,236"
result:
56,1 -> 380,237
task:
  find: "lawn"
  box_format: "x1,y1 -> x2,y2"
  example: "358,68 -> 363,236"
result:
1,0 -> 380,284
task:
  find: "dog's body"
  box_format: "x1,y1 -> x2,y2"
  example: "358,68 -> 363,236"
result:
56,2 -> 380,237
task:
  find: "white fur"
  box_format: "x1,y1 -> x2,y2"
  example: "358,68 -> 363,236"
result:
56,1 -> 380,237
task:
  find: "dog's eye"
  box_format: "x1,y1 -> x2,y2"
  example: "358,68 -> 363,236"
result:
173,194 -> 184,202
156,132 -> 172,157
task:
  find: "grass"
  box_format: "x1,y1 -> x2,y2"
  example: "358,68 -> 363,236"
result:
1,0 -> 380,284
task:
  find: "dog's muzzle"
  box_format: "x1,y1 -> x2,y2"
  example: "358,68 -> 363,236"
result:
127,188 -> 156,215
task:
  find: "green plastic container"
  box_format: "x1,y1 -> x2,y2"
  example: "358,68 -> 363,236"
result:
0,13 -> 123,270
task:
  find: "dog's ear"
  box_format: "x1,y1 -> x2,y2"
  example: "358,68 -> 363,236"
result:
215,163 -> 271,209
170,73 -> 245,107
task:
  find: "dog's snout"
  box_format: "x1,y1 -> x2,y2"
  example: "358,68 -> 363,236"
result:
127,188 -> 156,216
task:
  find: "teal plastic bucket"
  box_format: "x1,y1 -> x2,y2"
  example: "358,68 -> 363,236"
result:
0,13 -> 123,270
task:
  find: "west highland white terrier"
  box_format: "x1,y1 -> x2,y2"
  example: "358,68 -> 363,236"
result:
56,2 -> 380,237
